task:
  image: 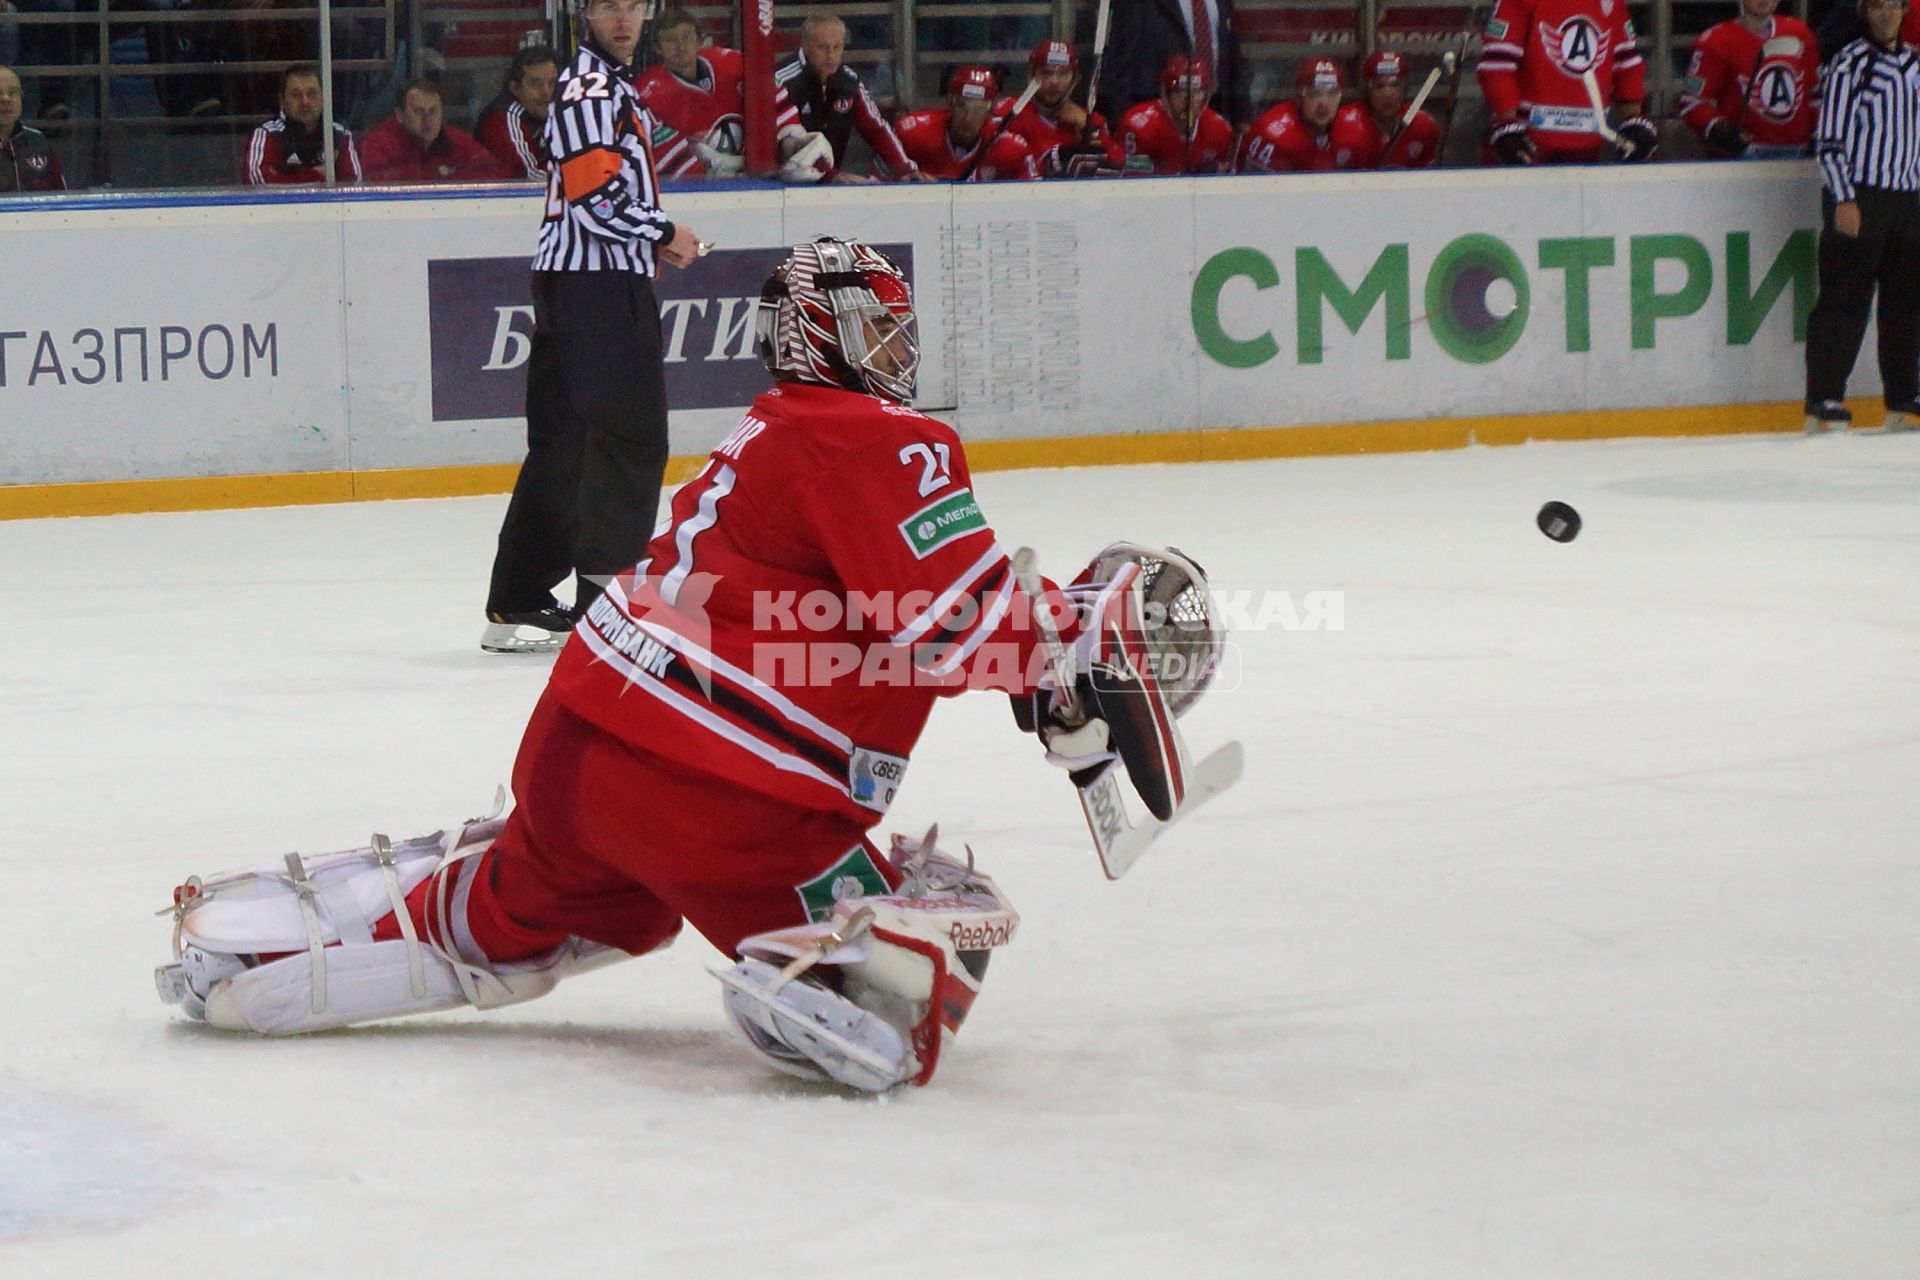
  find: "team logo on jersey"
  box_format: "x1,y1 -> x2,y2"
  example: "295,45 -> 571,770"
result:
1751,63 -> 1803,122
794,845 -> 891,921
1539,17 -> 1610,76
834,96 -> 854,113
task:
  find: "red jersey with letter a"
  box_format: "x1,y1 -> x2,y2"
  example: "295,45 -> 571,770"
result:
1003,102 -> 1127,171
1332,101 -> 1442,168
1677,17 -> 1819,153
893,109 -> 1039,180
1237,101 -> 1347,172
546,382 -> 1055,824
1477,0 -> 1647,151
635,46 -> 747,179
1118,100 -> 1234,174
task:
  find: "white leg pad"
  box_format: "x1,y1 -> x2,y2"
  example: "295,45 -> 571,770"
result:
713,828 -> 1019,1089
201,937 -> 620,1036
716,958 -> 912,1092
156,796 -> 628,1035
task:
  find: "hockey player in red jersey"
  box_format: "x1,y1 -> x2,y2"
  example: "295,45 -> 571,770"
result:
1337,50 -> 1443,169
153,238 -> 1225,1094
1119,55 -> 1236,175
1477,0 -> 1657,164
635,6 -> 748,179
1678,0 -> 1819,159
1238,57 -> 1352,173
894,66 -> 1040,181
1004,38 -> 1129,177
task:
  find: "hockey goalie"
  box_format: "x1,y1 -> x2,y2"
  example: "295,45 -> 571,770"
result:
154,238 -> 1228,1091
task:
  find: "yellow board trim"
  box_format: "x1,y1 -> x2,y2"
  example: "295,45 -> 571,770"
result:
0,398 -> 1875,522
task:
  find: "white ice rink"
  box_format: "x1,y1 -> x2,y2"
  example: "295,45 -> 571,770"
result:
4,432 -> 1918,1277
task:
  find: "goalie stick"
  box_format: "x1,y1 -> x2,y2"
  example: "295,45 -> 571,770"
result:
1011,547 -> 1242,879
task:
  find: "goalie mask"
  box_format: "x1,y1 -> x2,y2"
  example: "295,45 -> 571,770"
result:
755,237 -> 919,404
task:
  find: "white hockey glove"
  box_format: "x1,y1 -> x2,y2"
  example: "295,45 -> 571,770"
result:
778,131 -> 834,183
692,140 -> 746,177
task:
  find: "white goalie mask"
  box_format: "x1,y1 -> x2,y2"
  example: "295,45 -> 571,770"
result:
755,237 -> 919,404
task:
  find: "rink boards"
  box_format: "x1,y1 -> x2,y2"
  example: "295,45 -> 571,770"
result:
0,163 -> 1862,518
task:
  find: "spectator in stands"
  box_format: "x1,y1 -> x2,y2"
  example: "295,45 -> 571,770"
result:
1681,0 -> 1821,158
1118,53 -> 1234,173
636,8 -> 746,179
1104,0 -> 1252,132
477,44 -> 559,180
360,77 -> 512,183
894,65 -> 1039,181
1342,49 -> 1442,169
773,13 -> 924,182
0,62 -> 65,190
1004,37 -> 1131,177
1237,56 -> 1348,173
245,63 -> 361,184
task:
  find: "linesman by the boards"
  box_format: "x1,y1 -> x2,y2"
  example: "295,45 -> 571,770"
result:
1804,0 -> 1920,434
484,0 -> 702,653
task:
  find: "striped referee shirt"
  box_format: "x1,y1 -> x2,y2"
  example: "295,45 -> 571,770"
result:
1816,37 -> 1920,202
533,41 -> 675,275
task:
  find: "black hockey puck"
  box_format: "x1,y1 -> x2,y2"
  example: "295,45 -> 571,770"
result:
1537,501 -> 1581,543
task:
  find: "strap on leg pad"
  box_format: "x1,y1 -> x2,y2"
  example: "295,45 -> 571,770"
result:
155,792 -> 625,1034
715,826 -> 1019,1088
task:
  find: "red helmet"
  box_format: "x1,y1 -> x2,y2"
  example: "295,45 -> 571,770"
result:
1161,54 -> 1212,96
1029,39 -> 1078,73
948,65 -> 999,103
1362,50 -> 1408,82
1295,57 -> 1345,92
756,238 -> 918,404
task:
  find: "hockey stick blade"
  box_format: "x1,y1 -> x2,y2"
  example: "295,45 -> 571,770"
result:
1079,740 -> 1243,880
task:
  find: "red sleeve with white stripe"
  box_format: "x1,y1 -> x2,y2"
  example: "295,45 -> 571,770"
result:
806,420 -> 1062,694
851,82 -> 920,178
1475,0 -> 1531,118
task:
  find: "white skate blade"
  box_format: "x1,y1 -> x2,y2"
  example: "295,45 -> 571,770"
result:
480,622 -> 567,654
1855,412 -> 1918,436
1080,740 -> 1244,880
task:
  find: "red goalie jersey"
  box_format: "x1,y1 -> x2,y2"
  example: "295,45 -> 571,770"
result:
1677,17 -> 1819,156
1478,0 -> 1647,160
547,382 -> 1056,824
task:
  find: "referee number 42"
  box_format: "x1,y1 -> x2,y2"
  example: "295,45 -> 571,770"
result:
561,72 -> 612,102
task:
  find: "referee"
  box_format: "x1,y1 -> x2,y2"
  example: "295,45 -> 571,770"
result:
1804,0 -> 1920,434
483,0 -> 702,654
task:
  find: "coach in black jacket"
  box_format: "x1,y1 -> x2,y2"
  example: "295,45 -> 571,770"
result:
1101,0 -> 1252,128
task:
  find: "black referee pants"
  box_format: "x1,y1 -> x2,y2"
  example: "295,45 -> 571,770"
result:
1805,187 -> 1920,411
488,270 -> 671,615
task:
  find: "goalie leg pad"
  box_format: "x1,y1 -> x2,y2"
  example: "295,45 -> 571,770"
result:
713,828 -> 1017,1089
155,800 -> 625,1035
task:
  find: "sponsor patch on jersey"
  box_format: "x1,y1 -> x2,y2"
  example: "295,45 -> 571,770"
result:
794,844 -> 891,922
1682,74 -> 1705,95
898,488 -> 987,559
849,747 -> 908,813
1530,103 -> 1601,133
651,121 -> 678,145
1485,17 -> 1508,39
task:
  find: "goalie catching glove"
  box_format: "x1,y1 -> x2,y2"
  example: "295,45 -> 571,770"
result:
1012,543 -> 1222,821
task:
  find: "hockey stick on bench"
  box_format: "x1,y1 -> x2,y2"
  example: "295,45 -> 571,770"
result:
1011,547 -> 1243,879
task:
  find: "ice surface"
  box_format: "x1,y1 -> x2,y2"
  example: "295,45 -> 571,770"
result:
4,433 -> 1918,1277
